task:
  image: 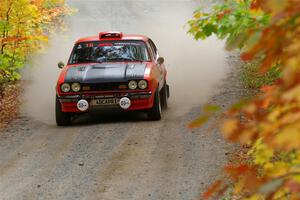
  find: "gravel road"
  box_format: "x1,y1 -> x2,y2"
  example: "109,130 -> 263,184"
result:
0,1 -> 244,200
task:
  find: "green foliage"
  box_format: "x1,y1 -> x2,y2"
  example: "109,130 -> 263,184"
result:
187,0 -> 269,49
42,0 -> 64,9
0,53 -> 23,83
187,0 -> 280,94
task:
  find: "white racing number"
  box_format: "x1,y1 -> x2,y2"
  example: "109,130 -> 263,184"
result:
119,97 -> 131,110
77,99 -> 89,112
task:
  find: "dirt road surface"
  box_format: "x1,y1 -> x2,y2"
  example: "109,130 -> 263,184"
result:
0,1 -> 243,200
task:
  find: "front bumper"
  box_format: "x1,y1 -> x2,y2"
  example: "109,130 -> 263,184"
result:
58,91 -> 153,113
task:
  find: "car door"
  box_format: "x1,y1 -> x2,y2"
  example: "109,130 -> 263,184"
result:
148,39 -> 165,90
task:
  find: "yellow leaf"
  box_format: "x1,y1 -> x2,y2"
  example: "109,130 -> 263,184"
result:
266,0 -> 289,15
239,129 -> 255,144
242,194 -> 265,200
272,122 -> 300,150
188,115 -> 210,129
222,119 -> 239,139
251,139 -> 274,165
233,178 -> 245,195
282,85 -> 300,102
193,12 -> 202,19
267,162 -> 290,177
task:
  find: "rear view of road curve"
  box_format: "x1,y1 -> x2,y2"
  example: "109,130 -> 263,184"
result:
0,0 -> 238,200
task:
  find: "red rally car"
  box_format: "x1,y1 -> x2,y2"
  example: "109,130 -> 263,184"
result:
56,32 -> 170,126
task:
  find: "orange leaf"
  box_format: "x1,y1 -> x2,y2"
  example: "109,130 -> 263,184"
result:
285,180 -> 300,193
260,85 -> 275,92
1,36 -> 27,43
222,119 -> 239,140
202,180 -> 223,199
224,165 -> 250,180
241,52 -> 254,61
261,97 -> 271,109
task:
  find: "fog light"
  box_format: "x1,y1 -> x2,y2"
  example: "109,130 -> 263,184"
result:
77,99 -> 89,112
119,97 -> 131,110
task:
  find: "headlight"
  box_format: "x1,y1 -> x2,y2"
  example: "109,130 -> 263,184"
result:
138,80 -> 148,89
128,80 -> 137,90
71,83 -> 81,92
61,83 -> 71,93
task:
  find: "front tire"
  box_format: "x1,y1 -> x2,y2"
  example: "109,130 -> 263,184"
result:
160,83 -> 169,109
56,96 -> 71,126
147,88 -> 162,121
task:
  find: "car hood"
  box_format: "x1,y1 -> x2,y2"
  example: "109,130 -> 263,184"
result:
64,63 -> 147,83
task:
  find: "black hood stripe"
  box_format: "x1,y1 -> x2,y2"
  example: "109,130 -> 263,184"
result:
64,63 -> 147,84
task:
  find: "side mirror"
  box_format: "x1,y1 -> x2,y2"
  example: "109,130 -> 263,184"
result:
157,57 -> 164,65
58,61 -> 65,69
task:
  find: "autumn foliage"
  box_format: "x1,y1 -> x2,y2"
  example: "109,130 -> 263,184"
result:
0,0 -> 71,84
189,0 -> 300,199
0,0 -> 71,127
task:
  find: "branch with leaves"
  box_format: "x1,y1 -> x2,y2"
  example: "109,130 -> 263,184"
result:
0,0 -> 72,84
188,0 -> 300,199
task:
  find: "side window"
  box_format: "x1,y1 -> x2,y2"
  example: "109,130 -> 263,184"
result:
148,39 -> 158,59
146,42 -> 156,61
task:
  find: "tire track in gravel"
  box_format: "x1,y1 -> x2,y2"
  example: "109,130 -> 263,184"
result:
0,126 -> 83,199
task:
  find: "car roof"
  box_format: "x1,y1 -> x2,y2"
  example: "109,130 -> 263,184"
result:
75,34 -> 149,44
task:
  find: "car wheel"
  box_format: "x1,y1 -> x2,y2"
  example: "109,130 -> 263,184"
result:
147,88 -> 162,121
56,96 -> 71,126
160,82 -> 169,109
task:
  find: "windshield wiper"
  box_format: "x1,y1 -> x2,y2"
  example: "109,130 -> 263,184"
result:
118,57 -> 135,61
100,57 -> 145,62
132,59 -> 145,62
76,59 -> 103,64
104,57 -> 132,62
77,59 -> 94,63
120,57 -> 145,62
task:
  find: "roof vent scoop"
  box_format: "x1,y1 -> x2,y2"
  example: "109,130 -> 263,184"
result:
99,32 -> 123,40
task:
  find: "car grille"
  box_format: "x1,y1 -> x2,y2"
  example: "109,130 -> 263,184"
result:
82,83 -> 128,91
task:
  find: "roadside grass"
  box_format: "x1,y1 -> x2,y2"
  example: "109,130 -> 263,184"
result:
0,82 -> 22,128
240,60 -> 281,89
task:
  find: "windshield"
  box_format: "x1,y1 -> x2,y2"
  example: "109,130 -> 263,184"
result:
68,40 -> 150,64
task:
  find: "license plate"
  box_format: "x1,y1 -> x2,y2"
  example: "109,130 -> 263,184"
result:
92,98 -> 119,106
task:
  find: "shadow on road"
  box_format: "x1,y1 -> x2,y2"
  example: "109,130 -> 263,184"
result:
70,110 -> 151,126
